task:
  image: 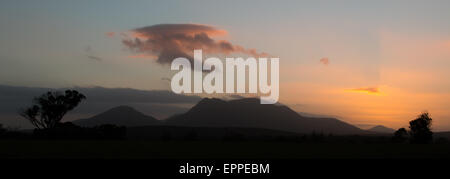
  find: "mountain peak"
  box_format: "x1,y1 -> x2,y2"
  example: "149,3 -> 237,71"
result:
73,105 -> 160,127
167,97 -> 368,135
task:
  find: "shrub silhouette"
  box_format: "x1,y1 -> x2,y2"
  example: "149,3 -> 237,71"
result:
409,112 -> 433,144
392,128 -> 408,143
20,90 -> 85,129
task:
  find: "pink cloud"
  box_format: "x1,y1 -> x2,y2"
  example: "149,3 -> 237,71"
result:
121,24 -> 269,66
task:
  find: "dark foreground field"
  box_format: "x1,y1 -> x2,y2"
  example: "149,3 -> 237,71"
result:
2,140 -> 450,159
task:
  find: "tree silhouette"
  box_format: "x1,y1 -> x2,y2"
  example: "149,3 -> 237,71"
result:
409,112 -> 433,144
20,90 -> 86,129
393,128 -> 408,143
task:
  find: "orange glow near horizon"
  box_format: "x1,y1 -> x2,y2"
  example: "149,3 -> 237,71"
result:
282,82 -> 449,131
279,29 -> 450,130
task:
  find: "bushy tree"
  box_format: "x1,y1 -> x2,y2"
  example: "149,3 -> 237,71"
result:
20,90 -> 86,129
409,112 -> 433,143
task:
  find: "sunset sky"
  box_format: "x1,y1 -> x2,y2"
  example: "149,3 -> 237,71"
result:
1,0 -> 450,130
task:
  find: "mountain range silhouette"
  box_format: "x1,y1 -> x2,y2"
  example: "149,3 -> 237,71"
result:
74,98 -> 374,135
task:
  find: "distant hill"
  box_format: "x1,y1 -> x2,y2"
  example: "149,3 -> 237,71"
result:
165,98 -> 370,135
367,125 -> 396,134
73,106 -> 160,127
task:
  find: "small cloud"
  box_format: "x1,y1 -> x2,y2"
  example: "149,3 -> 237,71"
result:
85,46 -> 102,61
320,57 -> 329,65
347,87 -> 380,94
105,32 -> 115,38
87,55 -> 102,61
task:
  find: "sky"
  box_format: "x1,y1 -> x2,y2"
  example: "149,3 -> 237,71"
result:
0,0 -> 450,130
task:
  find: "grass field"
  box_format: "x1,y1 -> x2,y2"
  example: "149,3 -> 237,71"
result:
2,140 -> 450,159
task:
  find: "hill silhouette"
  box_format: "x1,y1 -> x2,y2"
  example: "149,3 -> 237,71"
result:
367,125 -> 396,134
165,98 -> 369,135
73,106 -> 160,127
